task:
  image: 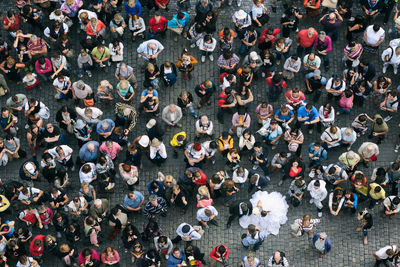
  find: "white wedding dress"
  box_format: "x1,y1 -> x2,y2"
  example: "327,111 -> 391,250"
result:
239,191 -> 289,236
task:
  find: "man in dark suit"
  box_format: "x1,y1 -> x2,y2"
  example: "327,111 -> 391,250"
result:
226,200 -> 253,228
248,170 -> 270,194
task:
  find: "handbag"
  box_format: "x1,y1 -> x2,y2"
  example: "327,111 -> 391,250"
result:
83,94 -> 95,107
290,222 -> 302,237
370,154 -> 378,161
168,18 -> 184,34
112,54 -> 123,62
288,141 -> 299,152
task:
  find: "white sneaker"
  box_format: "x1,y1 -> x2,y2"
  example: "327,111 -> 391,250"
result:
201,55 -> 206,63
383,65 -> 387,73
395,68 -> 398,74
384,115 -> 392,122
262,72 -> 265,77
86,70 -> 92,77
190,43 -> 196,48
395,145 -> 400,153
318,212 -> 322,217
309,199 -> 313,204
209,54 -> 214,61
237,0 -> 242,6
25,124 -> 30,130
349,16 -> 355,22
308,129 -> 313,134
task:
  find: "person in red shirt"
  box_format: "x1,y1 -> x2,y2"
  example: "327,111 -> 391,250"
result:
148,12 -> 168,39
285,87 -> 306,110
217,87 -> 236,124
2,11 -> 20,38
266,73 -> 287,102
86,18 -> 107,40
296,27 -> 318,57
154,0 -> 170,11
29,234 -> 45,260
210,245 -> 229,266
193,169 -> 207,186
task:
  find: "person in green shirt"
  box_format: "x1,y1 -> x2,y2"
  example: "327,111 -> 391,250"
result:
369,114 -> 388,144
6,94 -> 27,114
91,44 -> 111,68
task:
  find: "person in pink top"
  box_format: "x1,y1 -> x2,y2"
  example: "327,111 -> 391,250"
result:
338,90 -> 354,114
37,205 -> 54,229
35,56 -> 53,82
296,27 -> 318,57
100,247 -> 120,266
78,247 -> 100,266
99,140 -> 121,160
313,31 -> 332,71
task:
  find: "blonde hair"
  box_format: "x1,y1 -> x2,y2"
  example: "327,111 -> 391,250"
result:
81,182 -> 89,189
99,80 -> 111,88
204,80 -> 212,88
147,63 -> 155,73
198,185 -> 210,197
79,11 -> 88,21
66,0 -> 74,5
119,80 -> 130,90
164,175 -> 175,184
59,243 -> 71,253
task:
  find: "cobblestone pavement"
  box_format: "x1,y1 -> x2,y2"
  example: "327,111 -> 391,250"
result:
0,0 -> 400,266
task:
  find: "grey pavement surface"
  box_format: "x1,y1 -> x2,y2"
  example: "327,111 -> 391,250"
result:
0,0 -> 399,266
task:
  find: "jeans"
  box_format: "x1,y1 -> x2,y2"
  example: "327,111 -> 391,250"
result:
77,62 -> 93,76
201,50 -> 212,56
338,107 -> 351,114
238,43 -> 251,55
296,46 -> 312,57
187,103 -> 197,118
318,53 -> 329,66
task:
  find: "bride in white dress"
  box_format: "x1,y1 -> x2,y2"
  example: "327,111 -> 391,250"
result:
239,191 -> 289,236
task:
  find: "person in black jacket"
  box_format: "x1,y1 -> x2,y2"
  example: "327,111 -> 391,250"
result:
122,223 -> 141,251
226,199 -> 253,228
136,249 -> 161,267
185,245 -> 206,265
249,142 -> 269,175
177,90 -> 197,118
159,61 -> 177,87
358,58 -> 376,83
248,170 -> 270,194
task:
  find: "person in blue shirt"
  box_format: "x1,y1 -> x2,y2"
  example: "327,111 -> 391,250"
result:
307,142 -> 328,167
261,119 -> 282,150
125,0 -> 142,17
312,232 -> 332,257
274,105 -> 294,128
343,190 -> 358,214
167,248 -> 186,266
297,103 -> 320,134
96,119 -> 116,142
167,12 -> 190,42
147,180 -> 166,198
79,141 -> 99,163
123,191 -> 144,212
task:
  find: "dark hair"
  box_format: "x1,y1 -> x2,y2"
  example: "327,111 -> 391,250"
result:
254,141 -> 262,148
393,197 -> 400,205
177,12 -> 185,20
328,166 -> 336,175
314,180 -> 320,187
372,24 -> 380,32
217,245 -> 226,255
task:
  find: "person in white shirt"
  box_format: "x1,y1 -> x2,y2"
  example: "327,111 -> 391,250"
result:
320,125 -> 341,149
382,45 -> 400,74
75,107 -> 103,125
373,244 -> 398,266
68,196 -> 89,220
53,74 -> 72,100
18,186 -> 44,206
136,39 -> 164,68
48,145 -> 74,170
364,24 -> 385,51
325,74 -> 346,100
44,21 -> 69,42
283,56 -> 301,80
149,138 -> 167,167
232,167 -> 249,187
172,223 -> 202,243
184,142 -> 205,168
197,34 -> 217,62
340,127 -> 357,150
196,206 -> 219,228
307,180 -> 327,217
79,163 -> 97,184
195,115 -> 213,138
318,103 -> 335,131
202,140 -> 218,164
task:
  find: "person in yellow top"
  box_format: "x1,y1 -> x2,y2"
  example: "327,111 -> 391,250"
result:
170,131 -> 187,159
368,183 -> 386,209
218,131 -> 234,156
0,195 -> 10,213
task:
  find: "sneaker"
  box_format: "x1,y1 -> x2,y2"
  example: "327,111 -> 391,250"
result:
212,159 -> 216,164
252,165 -> 259,170
71,165 -> 75,171
86,70 -> 92,77
201,55 -> 206,62
395,68 -> 398,75
107,61 -> 111,67
78,73 -> 83,78
237,0 -> 242,6
209,54 -> 214,61
349,16 -> 355,22
25,124 -> 30,130
44,224 -> 48,229
395,145 -> 400,153
383,65 -> 387,73
308,129 -> 313,134
262,72 -> 265,77
384,115 -> 392,122
190,43 -> 196,48
318,212 -> 322,217
309,199 -> 314,204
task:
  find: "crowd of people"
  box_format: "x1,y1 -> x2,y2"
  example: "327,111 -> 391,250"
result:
0,0 -> 399,266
